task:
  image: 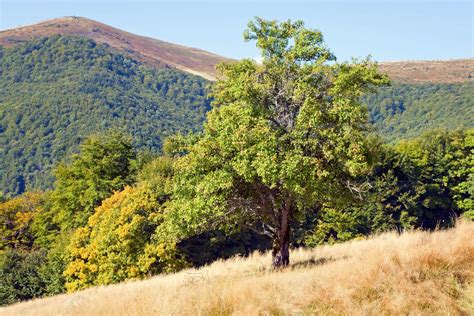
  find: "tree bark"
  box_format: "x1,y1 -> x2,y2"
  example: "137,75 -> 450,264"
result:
272,204 -> 291,268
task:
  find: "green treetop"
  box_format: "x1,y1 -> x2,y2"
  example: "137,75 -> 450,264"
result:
49,131 -> 137,231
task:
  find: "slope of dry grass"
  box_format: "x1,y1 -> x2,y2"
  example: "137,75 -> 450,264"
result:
2,221 -> 473,315
378,59 -> 474,83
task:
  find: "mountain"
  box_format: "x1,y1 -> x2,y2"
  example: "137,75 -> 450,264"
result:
0,17 -> 472,196
378,59 -> 474,84
1,17 -> 473,83
0,16 -> 231,80
365,82 -> 473,140
0,35 -> 210,196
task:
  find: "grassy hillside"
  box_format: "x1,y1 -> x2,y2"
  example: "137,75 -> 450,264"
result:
0,35 -> 209,196
378,59 -> 474,84
2,221 -> 472,315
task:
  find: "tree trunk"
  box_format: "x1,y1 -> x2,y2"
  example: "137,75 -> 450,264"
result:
272,205 -> 290,268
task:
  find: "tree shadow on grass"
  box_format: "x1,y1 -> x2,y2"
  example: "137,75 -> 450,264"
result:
290,255 -> 348,270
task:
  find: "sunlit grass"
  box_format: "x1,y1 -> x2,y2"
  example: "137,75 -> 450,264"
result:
3,221 -> 473,315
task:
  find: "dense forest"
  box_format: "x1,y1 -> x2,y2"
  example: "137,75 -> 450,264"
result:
0,36 -> 473,197
0,20 -> 473,306
366,82 -> 473,140
0,36 -> 209,196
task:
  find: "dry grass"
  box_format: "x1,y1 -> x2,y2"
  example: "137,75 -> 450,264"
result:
2,221 -> 473,315
378,59 -> 474,83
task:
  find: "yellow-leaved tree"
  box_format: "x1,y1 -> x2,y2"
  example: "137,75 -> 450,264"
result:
64,157 -> 187,291
0,192 -> 45,252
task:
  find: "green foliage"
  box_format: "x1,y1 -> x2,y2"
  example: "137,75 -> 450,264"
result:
0,243 -> 66,305
50,131 -> 137,230
0,190 -> 68,304
365,83 -> 473,139
39,234 -> 68,295
64,157 -> 187,291
162,132 -> 201,157
395,129 -> 473,226
0,249 -> 47,305
163,18 -> 388,267
462,210 -> 474,220
28,192 -> 58,249
0,132 -> 143,301
305,144 -> 418,245
305,129 -> 473,245
0,35 -> 209,196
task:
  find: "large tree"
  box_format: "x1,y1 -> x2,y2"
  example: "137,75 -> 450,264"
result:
165,18 -> 389,267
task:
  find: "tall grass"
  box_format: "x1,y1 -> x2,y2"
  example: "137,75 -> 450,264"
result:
2,221 -> 473,315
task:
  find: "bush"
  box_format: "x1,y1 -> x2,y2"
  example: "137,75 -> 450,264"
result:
0,249 -> 47,305
304,129 -> 473,245
0,192 -> 45,251
64,157 -> 187,291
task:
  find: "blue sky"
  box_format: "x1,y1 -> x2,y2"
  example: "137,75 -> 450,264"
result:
1,1 -> 472,62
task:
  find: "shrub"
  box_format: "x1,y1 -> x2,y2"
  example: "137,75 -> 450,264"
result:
64,157 -> 187,291
0,249 -> 47,305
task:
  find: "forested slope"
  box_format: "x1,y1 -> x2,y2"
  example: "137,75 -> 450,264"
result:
0,35 -> 473,197
366,82 -> 473,139
0,35 -> 209,195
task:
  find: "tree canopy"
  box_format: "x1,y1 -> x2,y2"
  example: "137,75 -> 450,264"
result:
365,82 -> 473,140
305,128 -> 473,245
64,157 -> 186,291
0,35 -> 209,196
164,17 -> 389,267
48,131 -> 137,231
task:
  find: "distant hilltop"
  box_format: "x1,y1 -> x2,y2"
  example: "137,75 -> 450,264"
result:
0,16 -> 231,80
378,59 -> 474,84
1,16 -> 472,83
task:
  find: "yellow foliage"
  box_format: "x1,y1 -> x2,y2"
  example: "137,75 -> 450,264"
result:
0,192 -> 44,251
64,183 -> 186,291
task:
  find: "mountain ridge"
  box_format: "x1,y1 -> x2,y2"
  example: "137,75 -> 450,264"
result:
1,16 -> 473,83
378,59 -> 474,84
0,16 -> 231,80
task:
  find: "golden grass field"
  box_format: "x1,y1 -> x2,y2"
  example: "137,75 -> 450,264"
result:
2,221 -> 473,315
